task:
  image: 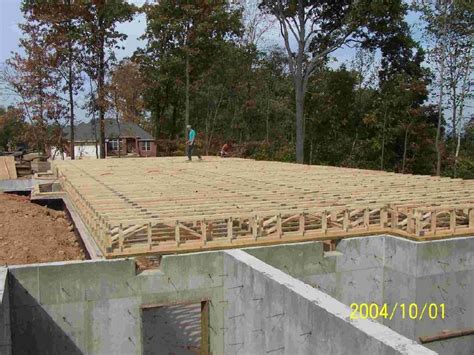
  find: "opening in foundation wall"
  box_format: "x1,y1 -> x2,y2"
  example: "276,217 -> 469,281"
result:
141,301 -> 210,355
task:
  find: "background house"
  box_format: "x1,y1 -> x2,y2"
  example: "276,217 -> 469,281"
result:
53,119 -> 157,159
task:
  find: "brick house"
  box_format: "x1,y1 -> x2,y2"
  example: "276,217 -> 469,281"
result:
58,119 -> 157,159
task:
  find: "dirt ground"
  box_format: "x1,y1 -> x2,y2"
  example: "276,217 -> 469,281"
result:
0,192 -> 86,265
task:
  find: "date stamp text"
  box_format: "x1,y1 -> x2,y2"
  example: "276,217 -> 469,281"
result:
350,303 -> 445,320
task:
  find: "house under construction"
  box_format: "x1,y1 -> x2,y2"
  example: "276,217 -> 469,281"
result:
1,157 -> 473,354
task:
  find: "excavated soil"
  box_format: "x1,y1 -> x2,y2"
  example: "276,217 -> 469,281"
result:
0,192 -> 86,265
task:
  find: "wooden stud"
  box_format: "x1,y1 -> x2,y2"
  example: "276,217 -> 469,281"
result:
252,216 -> 258,240
258,216 -> 264,237
227,217 -> 233,241
407,212 -> 414,234
299,212 -> 305,235
118,223 -> 124,252
175,220 -> 180,246
415,211 -> 422,237
322,211 -> 328,234
276,214 -> 282,238
201,220 -> 207,245
380,207 -> 388,228
450,210 -> 456,232
147,223 -> 152,249
431,211 -> 437,235
391,208 -> 399,229
343,209 -> 349,232
364,208 -> 370,229
106,224 -> 113,252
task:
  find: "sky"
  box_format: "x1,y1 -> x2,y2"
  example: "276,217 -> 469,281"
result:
0,0 -> 424,65
0,0 -> 148,116
0,0 -> 469,124
0,0 -> 147,65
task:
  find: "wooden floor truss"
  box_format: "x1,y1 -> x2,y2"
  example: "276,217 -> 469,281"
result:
51,157 -> 474,257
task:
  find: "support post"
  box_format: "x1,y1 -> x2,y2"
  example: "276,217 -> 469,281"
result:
407,212 -> 414,234
364,208 -> 370,229
201,220 -> 207,245
276,214 -> 282,238
431,211 -> 437,235
252,215 -> 258,240
147,223 -> 152,250
322,211 -> 328,234
227,217 -> 233,241
106,228 -> 113,254
343,209 -> 349,232
469,209 -> 474,229
380,207 -> 388,228
119,223 -> 124,252
415,211 -> 422,237
299,212 -> 305,235
391,208 -> 399,230
450,210 -> 456,232
175,220 -> 180,246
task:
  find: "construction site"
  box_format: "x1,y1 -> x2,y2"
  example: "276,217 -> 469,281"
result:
0,156 -> 473,354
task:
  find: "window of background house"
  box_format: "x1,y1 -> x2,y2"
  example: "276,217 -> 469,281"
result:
141,141 -> 151,151
109,140 -> 119,151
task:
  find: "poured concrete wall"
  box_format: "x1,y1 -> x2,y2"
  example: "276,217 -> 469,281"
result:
385,237 -> 474,354
245,236 -> 474,354
0,268 -> 11,355
223,250 -> 433,355
244,237 -> 385,305
7,252 -> 226,354
4,236 -> 472,354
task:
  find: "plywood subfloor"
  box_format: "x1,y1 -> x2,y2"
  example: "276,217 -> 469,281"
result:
52,157 -> 474,256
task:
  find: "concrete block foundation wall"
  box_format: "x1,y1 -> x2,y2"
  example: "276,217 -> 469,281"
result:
244,236 -> 474,354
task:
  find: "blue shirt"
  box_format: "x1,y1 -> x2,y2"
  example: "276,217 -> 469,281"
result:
188,129 -> 196,141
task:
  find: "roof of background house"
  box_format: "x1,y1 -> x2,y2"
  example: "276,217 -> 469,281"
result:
63,119 -> 154,142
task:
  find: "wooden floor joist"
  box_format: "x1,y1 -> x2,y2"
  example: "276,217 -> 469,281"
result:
49,157 -> 474,257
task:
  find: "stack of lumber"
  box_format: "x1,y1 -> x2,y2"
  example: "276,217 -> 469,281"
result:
0,156 -> 17,180
31,160 -> 50,173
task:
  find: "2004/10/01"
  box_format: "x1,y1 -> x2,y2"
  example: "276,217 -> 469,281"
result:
350,303 -> 445,320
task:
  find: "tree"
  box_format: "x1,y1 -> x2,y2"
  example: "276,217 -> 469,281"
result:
260,0 -> 411,163
238,0 -> 275,46
81,0 -> 135,158
378,40 -> 431,173
0,106 -> 25,151
21,0 -> 86,159
442,1 -> 473,176
415,0 -> 467,175
109,60 -> 146,126
305,67 -> 358,166
139,0 -> 241,139
6,3 -> 66,154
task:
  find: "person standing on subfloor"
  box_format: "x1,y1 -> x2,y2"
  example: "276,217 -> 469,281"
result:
186,124 -> 202,161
